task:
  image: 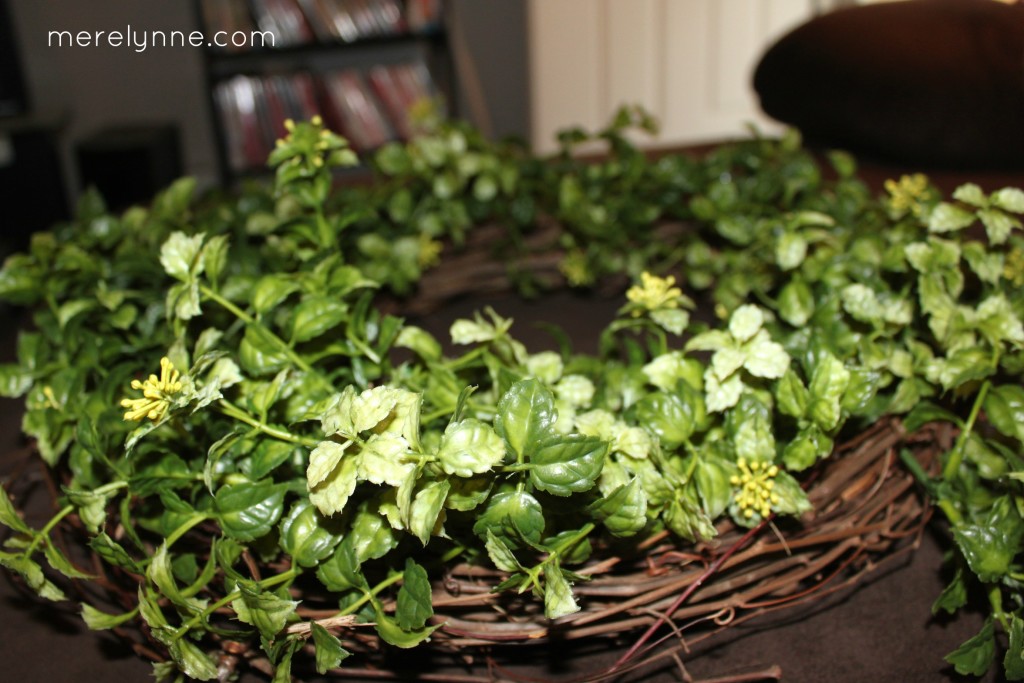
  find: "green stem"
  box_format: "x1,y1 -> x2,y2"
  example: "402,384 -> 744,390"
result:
199,284 -> 332,392
942,380 -> 990,481
339,571 -> 404,617
217,399 -> 321,449
25,505 -> 74,556
173,567 -> 299,640
165,513 -> 210,548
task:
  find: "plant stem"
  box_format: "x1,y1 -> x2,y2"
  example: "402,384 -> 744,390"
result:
942,380 -> 990,481
217,399 -> 320,449
199,284 -> 333,392
173,567 -> 299,640
339,571 -> 404,617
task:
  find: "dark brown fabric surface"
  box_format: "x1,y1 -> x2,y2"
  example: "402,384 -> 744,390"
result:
754,0 -> 1024,170
3,161 -> 1023,681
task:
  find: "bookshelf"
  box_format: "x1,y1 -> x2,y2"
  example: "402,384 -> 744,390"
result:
195,0 -> 452,183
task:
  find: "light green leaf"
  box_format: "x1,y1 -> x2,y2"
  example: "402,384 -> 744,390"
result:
928,202 -> 976,233
81,603 -> 137,630
169,637 -> 219,681
979,208 -> 1020,245
1005,614 -> 1024,680
373,611 -> 440,649
992,187 -> 1024,213
742,331 -> 790,379
543,563 -> 579,619
358,433 -> 414,487
952,183 -> 987,207
409,480 -> 450,545
485,530 -> 523,572
252,274 -> 299,315
778,278 -> 815,327
0,485 -> 31,534
160,231 -> 206,281
776,369 -> 809,419
307,441 -> 352,489
728,304 -> 764,342
807,353 -> 850,432
395,326 -> 442,362
776,232 -> 807,270
315,540 -> 369,592
437,419 -> 506,477
348,508 -> 399,562
472,490 -> 545,549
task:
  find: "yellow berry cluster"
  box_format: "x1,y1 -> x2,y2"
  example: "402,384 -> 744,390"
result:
730,457 -> 780,519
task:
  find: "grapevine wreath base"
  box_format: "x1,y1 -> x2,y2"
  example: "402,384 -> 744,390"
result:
2,112 -> 1023,682
5,416 -> 939,682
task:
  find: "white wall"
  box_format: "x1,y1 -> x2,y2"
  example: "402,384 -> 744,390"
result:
527,0 -> 816,154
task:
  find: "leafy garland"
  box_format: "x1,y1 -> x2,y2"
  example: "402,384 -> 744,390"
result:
1,109 -> 1024,680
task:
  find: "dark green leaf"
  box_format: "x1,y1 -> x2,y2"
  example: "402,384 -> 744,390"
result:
945,617 -> 995,677
493,379 -> 556,459
529,435 -> 606,497
215,481 -> 287,542
289,296 -> 348,344
472,490 -> 545,549
311,622 -> 351,674
280,499 -> 343,568
984,384 -> 1024,443
1005,614 -> 1024,681
932,567 -> 968,616
233,580 -> 298,640
316,539 -> 369,592
635,392 -> 694,449
396,559 -> 433,630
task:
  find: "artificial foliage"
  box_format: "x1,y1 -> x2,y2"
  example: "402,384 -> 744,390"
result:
1,109 -> 1024,680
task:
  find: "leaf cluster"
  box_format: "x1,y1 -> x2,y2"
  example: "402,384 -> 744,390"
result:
0,113 -> 1023,679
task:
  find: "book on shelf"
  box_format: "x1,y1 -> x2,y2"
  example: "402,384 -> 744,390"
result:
213,59 -> 440,173
200,0 -> 441,51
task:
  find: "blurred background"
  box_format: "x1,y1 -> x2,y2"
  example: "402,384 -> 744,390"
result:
0,0 -> 1021,246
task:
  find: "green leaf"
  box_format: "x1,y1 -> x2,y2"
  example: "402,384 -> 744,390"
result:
308,453 -> 359,518
357,433 -> 415,488
160,231 -> 205,281
396,558 -> 433,630
485,530 -> 523,572
240,324 -> 289,375
348,507 -> 399,563
543,562 -> 579,619
0,363 -> 32,398
776,369 -> 809,419
945,617 -> 995,677
311,622 -> 351,674
373,611 -> 440,649
494,379 -> 556,459
928,202 -> 976,233
168,637 -> 219,681
409,479 -> 450,545
88,532 -> 141,572
279,499 -> 343,567
43,542 -> 93,580
634,392 -> 695,449
0,485 -> 31,534
954,518 -> 1021,583
472,490 -> 545,549
778,278 -> 815,327
1005,614 -> 1024,681
931,567 -> 968,615
589,478 -> 647,537
529,435 -> 606,497
992,187 -> 1024,213
289,296 -> 348,343
979,208 -> 1020,245
436,419 -> 506,477
81,603 -> 137,630
233,580 -> 298,640
984,384 -> 1024,443
215,481 -> 287,542
0,553 -> 66,601
252,274 -> 299,315
807,353 -> 850,432
316,539 -> 369,593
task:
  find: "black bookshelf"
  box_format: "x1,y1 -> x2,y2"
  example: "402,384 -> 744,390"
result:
194,0 -> 455,185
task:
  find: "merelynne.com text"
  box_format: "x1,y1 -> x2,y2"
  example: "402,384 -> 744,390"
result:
47,26 -> 275,52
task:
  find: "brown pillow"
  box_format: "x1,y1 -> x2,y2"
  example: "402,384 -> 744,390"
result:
753,0 -> 1024,169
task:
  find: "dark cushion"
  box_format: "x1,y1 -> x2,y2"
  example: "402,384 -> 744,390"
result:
753,0 -> 1024,169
